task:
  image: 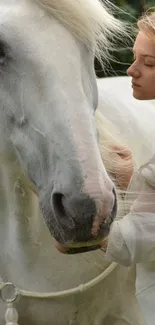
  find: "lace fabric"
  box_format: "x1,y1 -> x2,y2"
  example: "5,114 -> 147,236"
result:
125,153 -> 155,214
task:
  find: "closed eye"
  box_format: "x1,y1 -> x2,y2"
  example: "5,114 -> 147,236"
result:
144,60 -> 155,67
144,63 -> 155,67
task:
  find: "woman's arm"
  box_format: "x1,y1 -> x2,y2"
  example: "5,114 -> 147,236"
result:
105,211 -> 155,266
105,162 -> 155,266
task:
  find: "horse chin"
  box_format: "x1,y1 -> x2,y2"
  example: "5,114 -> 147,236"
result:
66,245 -> 101,254
54,239 -> 107,254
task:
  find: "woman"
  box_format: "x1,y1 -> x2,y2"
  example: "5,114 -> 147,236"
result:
105,9 -> 155,325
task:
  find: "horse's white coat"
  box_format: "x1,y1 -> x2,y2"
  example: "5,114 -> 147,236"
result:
0,0 -> 119,248
0,0 -> 147,323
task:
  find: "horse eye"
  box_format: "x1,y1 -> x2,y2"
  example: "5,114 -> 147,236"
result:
0,47 -> 6,64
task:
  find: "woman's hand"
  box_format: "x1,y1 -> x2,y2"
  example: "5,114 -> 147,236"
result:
110,144 -> 134,190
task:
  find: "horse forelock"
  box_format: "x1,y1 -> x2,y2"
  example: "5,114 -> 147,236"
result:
33,0 -> 128,63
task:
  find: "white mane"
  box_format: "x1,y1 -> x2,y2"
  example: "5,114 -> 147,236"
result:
34,0 -> 129,62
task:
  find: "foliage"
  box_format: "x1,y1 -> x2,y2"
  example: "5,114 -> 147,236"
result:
145,1 -> 155,9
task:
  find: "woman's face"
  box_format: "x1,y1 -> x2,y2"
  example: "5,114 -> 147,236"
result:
127,31 -> 155,100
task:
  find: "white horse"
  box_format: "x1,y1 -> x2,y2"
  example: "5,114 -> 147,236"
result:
0,1 -> 145,324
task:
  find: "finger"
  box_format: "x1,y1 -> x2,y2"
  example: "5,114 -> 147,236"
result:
110,145 -> 132,159
110,152 -> 132,166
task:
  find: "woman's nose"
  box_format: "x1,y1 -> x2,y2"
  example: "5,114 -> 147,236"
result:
127,62 -> 140,78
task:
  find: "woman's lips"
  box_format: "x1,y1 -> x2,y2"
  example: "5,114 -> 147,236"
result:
132,82 -> 141,88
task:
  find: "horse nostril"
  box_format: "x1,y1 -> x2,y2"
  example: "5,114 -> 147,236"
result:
52,193 -> 66,218
52,192 -> 75,230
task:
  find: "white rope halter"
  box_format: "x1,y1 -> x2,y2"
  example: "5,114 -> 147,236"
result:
0,262 -> 117,324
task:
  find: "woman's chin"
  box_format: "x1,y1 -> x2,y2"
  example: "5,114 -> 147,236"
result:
132,90 -> 144,100
132,89 -> 151,101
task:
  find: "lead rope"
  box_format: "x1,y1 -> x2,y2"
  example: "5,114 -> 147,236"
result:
0,262 -> 117,323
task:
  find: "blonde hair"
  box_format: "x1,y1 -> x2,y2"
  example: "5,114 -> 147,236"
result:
95,110 -> 124,174
95,110 -> 134,177
95,110 -> 134,217
137,8 -> 155,40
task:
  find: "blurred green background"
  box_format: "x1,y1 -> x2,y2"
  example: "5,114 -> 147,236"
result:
95,0 -> 155,77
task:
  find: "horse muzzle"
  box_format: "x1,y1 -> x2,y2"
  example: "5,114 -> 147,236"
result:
40,187 -> 117,253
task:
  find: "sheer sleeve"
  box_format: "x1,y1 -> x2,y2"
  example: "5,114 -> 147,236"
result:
105,154 -> 155,266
